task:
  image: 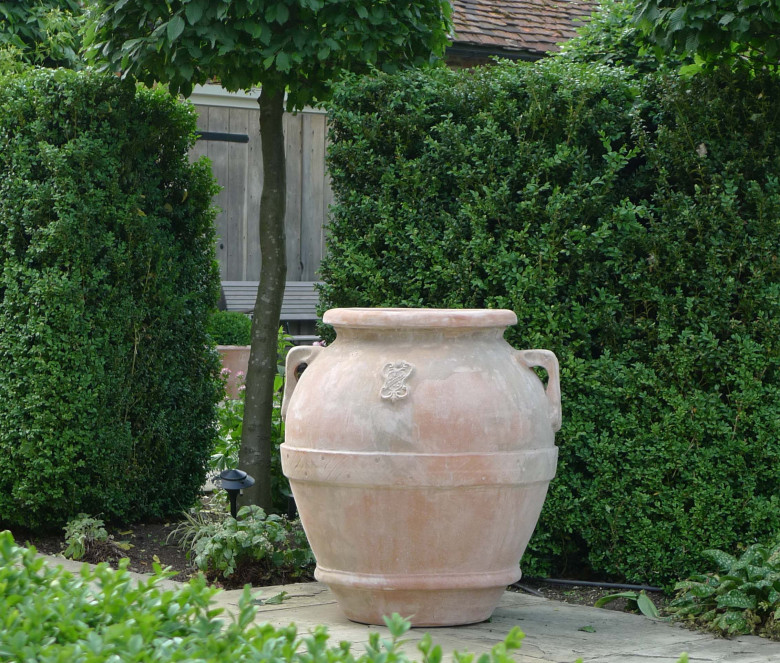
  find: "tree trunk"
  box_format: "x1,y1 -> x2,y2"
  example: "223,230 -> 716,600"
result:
238,87 -> 286,511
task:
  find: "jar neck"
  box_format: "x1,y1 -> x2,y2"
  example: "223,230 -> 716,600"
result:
332,326 -> 509,344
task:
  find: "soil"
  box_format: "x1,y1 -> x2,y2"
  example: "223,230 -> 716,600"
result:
509,579 -> 671,616
8,517 -> 200,583
6,516 -> 671,616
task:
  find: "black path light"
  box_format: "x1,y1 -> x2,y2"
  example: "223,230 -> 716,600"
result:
218,469 -> 255,518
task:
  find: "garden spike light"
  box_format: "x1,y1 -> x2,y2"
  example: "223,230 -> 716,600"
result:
218,469 -> 255,518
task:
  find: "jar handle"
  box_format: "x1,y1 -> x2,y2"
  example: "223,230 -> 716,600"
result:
516,349 -> 562,432
281,345 -> 324,420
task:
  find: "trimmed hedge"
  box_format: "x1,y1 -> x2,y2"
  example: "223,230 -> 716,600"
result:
0,68 -> 222,529
320,60 -> 780,586
207,310 -> 252,346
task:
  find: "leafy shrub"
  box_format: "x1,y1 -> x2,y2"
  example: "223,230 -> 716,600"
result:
208,310 -> 253,345
5,530 -> 516,663
322,60 -> 780,586
0,1 -> 83,72
556,0 -> 689,74
62,512 -> 131,563
63,513 -> 109,560
171,504 -> 314,586
0,68 -> 222,529
668,540 -> 780,639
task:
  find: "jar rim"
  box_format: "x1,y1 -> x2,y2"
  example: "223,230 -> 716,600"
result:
322,308 -> 517,329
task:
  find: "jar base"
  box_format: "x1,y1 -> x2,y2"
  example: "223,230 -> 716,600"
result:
325,583 -> 509,627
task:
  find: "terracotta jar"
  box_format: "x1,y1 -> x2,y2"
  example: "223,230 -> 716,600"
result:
281,308 -> 560,626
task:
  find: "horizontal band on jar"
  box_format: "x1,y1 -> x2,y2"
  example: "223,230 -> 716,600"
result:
315,565 -> 522,590
281,447 -> 557,487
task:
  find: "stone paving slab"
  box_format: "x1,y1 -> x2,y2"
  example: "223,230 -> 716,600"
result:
40,556 -> 780,663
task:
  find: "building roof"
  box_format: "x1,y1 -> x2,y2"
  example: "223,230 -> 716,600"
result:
449,0 -> 596,61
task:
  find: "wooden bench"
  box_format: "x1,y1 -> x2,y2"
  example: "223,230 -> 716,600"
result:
220,280 -> 321,344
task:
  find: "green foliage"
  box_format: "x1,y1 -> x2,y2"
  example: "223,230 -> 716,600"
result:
0,0 -> 84,71
212,328 -> 293,512
593,590 -> 660,618
62,514 -> 110,560
0,68 -> 223,530
84,0 -> 453,105
668,539 -> 780,639
171,504 -> 314,583
208,310 -> 253,346
212,382 -> 247,474
635,0 -> 780,72
559,0 -> 690,74
321,60 -> 780,586
5,530 -> 501,662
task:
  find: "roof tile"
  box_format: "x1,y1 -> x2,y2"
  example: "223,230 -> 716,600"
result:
451,0 -> 596,55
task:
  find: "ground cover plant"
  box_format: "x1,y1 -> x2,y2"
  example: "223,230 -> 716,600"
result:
0,67 -> 222,530
320,58 -> 780,586
0,530 -> 531,663
169,504 -> 314,587
668,538 -> 780,639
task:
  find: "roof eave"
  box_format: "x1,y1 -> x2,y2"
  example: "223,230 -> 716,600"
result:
445,42 -> 543,62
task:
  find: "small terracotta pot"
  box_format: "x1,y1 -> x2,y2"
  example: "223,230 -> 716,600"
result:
216,345 -> 250,399
281,308 -> 561,626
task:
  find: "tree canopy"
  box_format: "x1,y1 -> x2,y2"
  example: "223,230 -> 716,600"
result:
635,0 -> 780,70
84,0 -> 452,105
0,0 -> 83,70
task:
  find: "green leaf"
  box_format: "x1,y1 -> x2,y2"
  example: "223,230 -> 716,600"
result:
356,5 -> 368,19
636,592 -> 659,619
383,613 -> 411,638
578,625 -> 596,633
276,3 -> 289,24
263,591 -> 288,604
702,549 -> 738,571
167,15 -> 185,43
185,1 -> 204,25
594,591 -> 638,608
718,12 -> 735,26
275,50 -> 290,72
716,589 -> 756,610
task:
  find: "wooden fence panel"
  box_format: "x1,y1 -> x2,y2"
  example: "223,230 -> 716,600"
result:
190,90 -> 331,283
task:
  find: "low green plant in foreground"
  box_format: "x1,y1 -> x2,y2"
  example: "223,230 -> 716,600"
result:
0,530 -> 520,662
0,531 -> 693,662
668,540 -> 780,639
170,505 -> 314,584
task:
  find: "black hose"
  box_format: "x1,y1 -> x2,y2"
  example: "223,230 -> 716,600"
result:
524,577 -> 663,593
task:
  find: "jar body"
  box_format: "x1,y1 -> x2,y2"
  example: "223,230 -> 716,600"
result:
281,308 -> 560,626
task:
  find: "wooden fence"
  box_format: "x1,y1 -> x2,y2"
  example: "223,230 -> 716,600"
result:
189,85 -> 333,282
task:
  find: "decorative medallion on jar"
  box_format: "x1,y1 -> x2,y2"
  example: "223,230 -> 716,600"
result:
380,361 -> 414,402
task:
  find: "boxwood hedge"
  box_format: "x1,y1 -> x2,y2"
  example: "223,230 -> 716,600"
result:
320,60 -> 780,586
0,68 -> 222,529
